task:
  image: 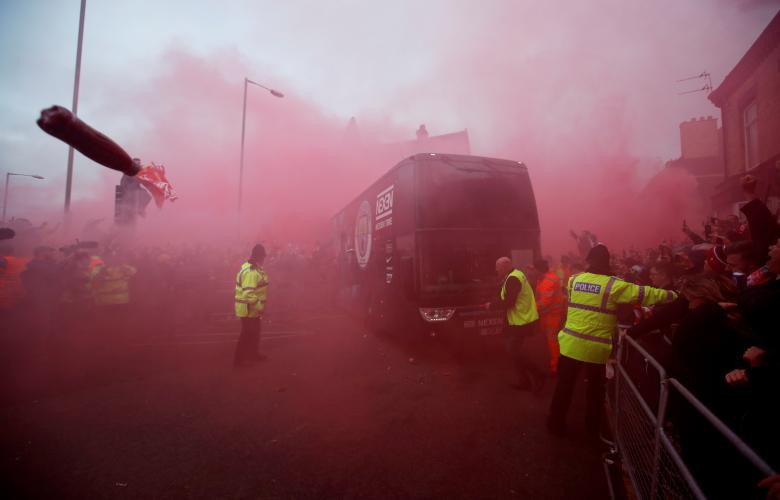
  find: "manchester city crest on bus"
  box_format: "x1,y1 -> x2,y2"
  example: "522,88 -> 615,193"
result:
355,200 -> 372,269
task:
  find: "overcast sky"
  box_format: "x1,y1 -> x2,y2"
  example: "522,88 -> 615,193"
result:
0,0 -> 778,216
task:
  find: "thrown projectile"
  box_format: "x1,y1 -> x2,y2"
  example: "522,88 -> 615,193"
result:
36,105 -> 141,177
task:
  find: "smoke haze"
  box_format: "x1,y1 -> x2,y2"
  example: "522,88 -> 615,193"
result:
1,0 -> 778,253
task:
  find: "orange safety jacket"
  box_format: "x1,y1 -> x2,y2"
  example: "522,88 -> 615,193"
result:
0,256 -> 31,310
535,270 -> 564,316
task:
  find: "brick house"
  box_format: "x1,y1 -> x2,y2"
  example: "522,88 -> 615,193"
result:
709,11 -> 780,216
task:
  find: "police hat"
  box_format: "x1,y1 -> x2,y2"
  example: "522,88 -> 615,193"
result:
586,244 -> 610,268
251,244 -> 266,260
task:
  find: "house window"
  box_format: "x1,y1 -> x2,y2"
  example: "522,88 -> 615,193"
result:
743,101 -> 759,169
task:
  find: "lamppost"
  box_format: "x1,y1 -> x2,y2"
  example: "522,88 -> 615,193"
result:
238,78 -> 284,213
64,0 -> 87,214
2,173 -> 46,222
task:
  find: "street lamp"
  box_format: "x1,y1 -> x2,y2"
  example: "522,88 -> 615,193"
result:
2,173 -> 46,222
64,0 -> 87,215
238,78 -> 284,213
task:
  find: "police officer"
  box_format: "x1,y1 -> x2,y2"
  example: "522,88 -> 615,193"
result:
234,244 -> 269,367
546,244 -> 677,436
90,251 -> 137,339
489,256 -> 546,393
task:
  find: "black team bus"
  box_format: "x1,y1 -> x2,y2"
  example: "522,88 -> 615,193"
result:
332,153 -> 541,337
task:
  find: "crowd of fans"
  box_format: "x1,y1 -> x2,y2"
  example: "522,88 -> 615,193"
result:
0,217 -> 329,345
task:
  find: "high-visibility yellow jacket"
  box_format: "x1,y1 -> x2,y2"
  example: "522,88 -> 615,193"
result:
501,269 -> 539,326
235,261 -> 269,318
90,264 -> 136,306
559,272 -> 677,364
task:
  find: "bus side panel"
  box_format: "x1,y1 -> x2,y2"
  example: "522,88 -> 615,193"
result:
368,161 -> 417,332
333,197 -> 363,315
333,161 -> 413,322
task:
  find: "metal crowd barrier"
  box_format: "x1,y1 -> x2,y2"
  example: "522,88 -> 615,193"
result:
605,331 -> 776,500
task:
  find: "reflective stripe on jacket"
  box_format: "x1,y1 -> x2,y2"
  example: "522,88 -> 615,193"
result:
558,272 -> 677,364
235,261 -> 269,318
501,269 -> 539,326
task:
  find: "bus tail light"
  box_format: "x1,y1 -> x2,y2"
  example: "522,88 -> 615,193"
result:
418,307 -> 455,322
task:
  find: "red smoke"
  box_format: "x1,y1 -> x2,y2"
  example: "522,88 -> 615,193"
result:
47,49 -> 402,247
20,2 -> 777,257
50,48 -> 712,254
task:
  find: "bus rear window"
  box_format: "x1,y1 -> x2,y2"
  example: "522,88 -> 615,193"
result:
417,160 -> 538,229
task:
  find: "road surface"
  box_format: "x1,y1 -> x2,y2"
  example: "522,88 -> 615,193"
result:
2,311 -> 609,499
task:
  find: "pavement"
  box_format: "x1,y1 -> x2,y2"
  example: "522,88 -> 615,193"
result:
1,311 -> 610,499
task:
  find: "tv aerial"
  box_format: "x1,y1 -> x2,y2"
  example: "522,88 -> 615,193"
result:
676,71 -> 713,96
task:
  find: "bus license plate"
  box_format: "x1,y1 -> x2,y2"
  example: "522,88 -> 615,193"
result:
479,326 -> 503,336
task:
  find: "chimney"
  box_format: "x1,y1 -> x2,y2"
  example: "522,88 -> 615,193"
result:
679,116 -> 719,159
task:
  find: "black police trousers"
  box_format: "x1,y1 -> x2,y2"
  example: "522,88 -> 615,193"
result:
234,317 -> 261,365
547,354 -> 606,432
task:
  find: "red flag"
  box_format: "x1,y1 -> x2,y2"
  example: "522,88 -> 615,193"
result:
136,163 -> 178,208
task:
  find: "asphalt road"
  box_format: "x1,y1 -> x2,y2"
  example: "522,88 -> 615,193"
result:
1,312 -> 610,499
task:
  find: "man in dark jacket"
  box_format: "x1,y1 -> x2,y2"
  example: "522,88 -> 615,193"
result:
664,275 -> 747,499
740,175 -> 780,261
21,246 -> 61,339
726,237 -> 780,473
